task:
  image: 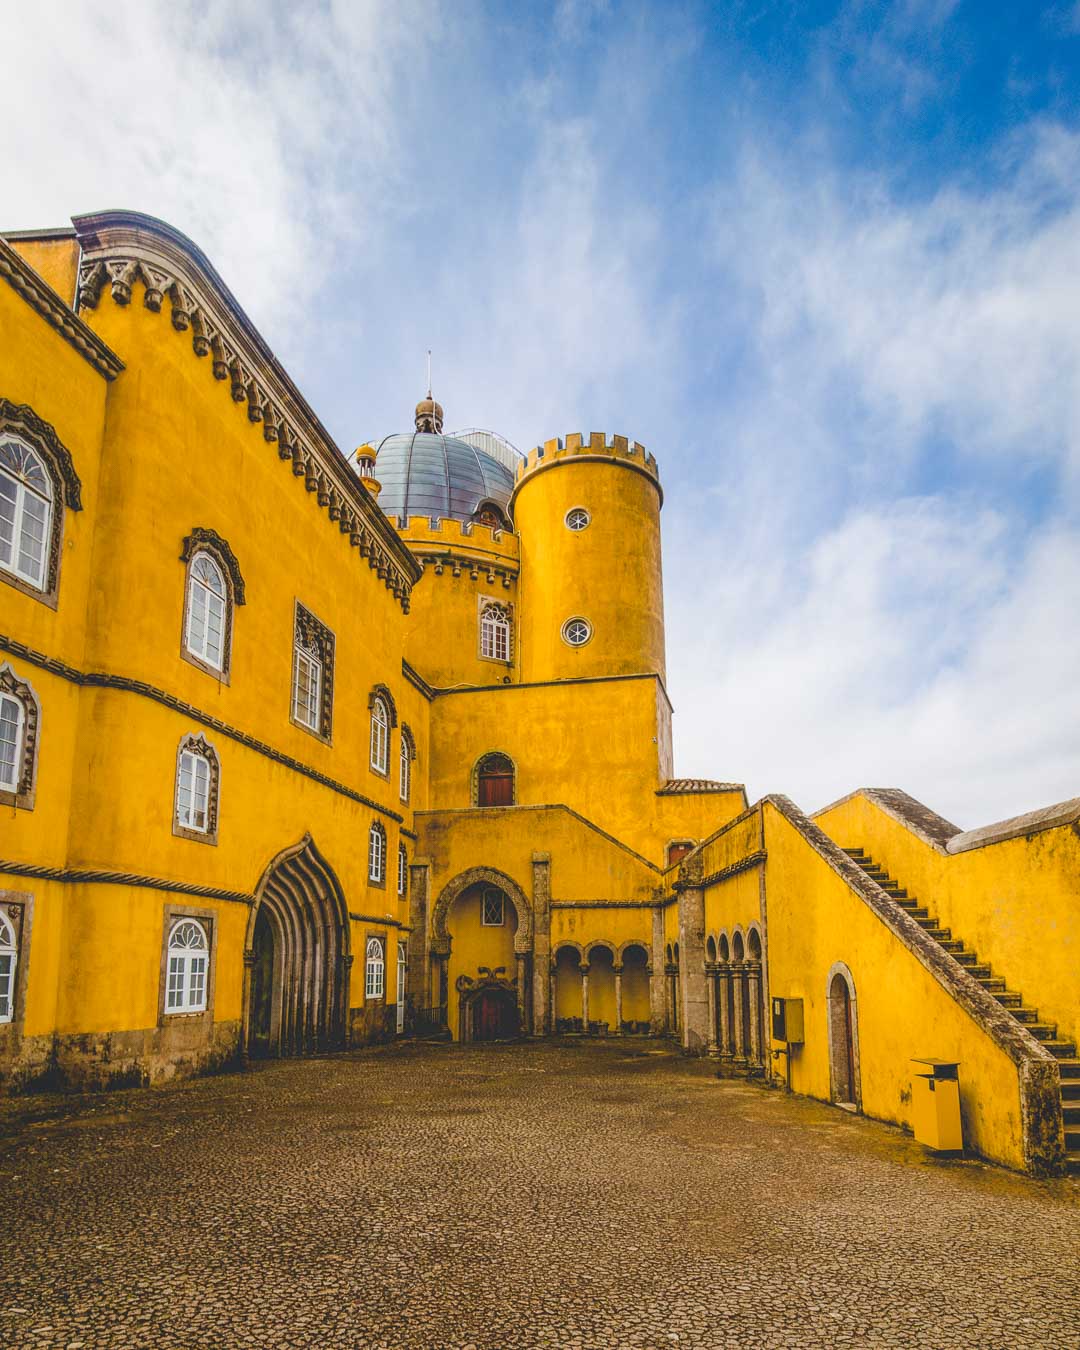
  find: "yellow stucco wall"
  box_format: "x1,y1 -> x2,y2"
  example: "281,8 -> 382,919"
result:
8,236 -> 79,306
814,793 -> 1080,1051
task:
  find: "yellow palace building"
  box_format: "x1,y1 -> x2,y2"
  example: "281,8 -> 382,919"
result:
0,212 -> 1076,1175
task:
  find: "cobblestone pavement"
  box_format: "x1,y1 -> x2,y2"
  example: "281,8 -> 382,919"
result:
1,1041 -> 1078,1350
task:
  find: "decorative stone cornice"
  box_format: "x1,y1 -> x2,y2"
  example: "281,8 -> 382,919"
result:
0,235 -> 124,381
71,211 -> 420,611
414,550 -> 517,587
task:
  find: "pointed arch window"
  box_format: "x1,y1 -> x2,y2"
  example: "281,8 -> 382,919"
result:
164,918 -> 209,1014
365,936 -> 385,1000
370,696 -> 390,774
474,752 -> 515,807
0,909 -> 17,1023
480,601 -> 511,663
368,821 -> 386,884
399,725 -> 415,803
0,664 -> 40,811
398,842 -> 408,897
180,530 -> 245,681
174,735 -> 220,843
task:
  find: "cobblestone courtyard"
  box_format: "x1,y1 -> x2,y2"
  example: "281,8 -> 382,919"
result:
1,1041 -> 1078,1350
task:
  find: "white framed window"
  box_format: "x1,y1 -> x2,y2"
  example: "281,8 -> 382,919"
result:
176,747 -> 211,833
365,936 -> 385,1000
0,435 -> 52,591
184,552 -> 227,671
369,822 -> 386,883
0,693 -> 24,793
0,910 -> 16,1023
565,507 -> 591,531
399,733 -> 412,803
480,603 -> 511,662
370,696 -> 390,773
398,842 -> 408,897
561,616 -> 592,647
164,918 -> 209,1014
481,887 -> 505,927
292,643 -> 322,731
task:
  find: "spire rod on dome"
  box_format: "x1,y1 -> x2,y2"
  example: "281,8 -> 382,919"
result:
426,349 -> 432,399
415,359 -> 444,435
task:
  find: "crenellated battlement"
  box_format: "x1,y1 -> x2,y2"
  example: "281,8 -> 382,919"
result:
396,515 -> 520,562
514,433 -> 661,489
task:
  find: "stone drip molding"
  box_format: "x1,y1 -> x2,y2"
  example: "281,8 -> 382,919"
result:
71,211 -> 419,611
415,552 -> 517,587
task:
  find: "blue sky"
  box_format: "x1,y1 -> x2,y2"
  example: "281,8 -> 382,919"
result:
5,0 -> 1080,825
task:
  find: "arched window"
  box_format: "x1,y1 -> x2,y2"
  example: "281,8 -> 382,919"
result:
0,436 -> 52,590
365,936 -> 385,1000
174,735 -> 220,842
0,663 -> 40,810
399,725 -> 414,803
165,919 -> 209,1014
398,842 -> 408,897
0,910 -> 17,1023
480,602 -> 511,663
369,821 -> 386,883
370,696 -> 390,774
474,752 -> 515,807
184,552 -> 227,672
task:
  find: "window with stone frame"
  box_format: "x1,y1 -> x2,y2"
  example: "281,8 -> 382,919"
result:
399,724 -> 415,803
0,400 -> 83,607
291,601 -> 335,741
0,663 -> 39,811
481,887 -> 505,927
164,918 -> 209,1014
173,734 -> 220,843
365,936 -> 385,1000
370,695 -> 390,774
180,528 -> 247,681
479,600 -> 512,663
368,821 -> 386,884
0,908 -> 17,1023
398,842 -> 408,897
474,752 -> 515,807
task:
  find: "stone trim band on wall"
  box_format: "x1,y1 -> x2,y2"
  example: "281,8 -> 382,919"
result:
348,911 -> 409,929
0,857 -> 253,905
699,851 -> 767,890
0,634 -> 405,825
71,211 -> 419,611
401,659 -> 435,702
763,793 -> 1065,1176
0,236 -> 124,380
550,900 -> 661,910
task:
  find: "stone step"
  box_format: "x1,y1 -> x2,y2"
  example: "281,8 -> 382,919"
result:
843,848 -> 867,859
1055,1057 -> 1080,1077
992,991 -> 1023,1009
1060,1078 -> 1080,1099
1023,1023 -> 1059,1042
954,952 -> 982,968
1066,1129 -> 1080,1151
1008,1005 -> 1041,1024
1062,1103 -> 1080,1125
1043,1040 -> 1078,1060
1067,1153 -> 1080,1175
965,964 -> 992,980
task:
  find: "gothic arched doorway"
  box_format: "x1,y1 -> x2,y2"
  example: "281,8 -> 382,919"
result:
244,836 -> 350,1058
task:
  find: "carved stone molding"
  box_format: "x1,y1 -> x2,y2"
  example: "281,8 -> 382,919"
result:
431,866 -> 533,957
368,683 -> 398,727
417,551 -> 518,587
0,663 -> 40,809
71,211 -> 419,611
294,602 -> 335,742
180,528 -> 247,605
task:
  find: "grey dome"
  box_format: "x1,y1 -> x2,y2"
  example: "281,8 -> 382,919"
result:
372,431 -> 516,524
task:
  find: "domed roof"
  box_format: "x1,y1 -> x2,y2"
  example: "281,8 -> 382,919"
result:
372,431 -> 516,523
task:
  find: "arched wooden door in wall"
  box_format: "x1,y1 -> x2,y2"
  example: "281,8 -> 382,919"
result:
829,971 -> 859,1107
477,754 -> 514,806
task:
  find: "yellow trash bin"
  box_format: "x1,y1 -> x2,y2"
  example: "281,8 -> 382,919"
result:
911,1059 -> 962,1152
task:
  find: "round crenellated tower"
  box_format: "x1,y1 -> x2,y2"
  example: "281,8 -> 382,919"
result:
510,432 -> 665,684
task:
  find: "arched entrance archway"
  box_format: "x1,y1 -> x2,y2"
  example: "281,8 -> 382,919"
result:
827,963 -> 861,1109
244,836 -> 350,1058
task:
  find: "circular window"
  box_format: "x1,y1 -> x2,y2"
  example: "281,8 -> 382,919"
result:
561,617 -> 593,647
565,507 -> 591,531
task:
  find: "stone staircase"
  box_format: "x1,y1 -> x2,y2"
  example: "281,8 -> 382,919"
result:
844,848 -> 1080,1175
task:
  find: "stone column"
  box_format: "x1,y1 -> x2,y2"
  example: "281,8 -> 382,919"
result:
717,963 -> 733,1062
515,952 -> 529,1035
613,963 -> 624,1036
732,961 -> 748,1063
649,903 -> 667,1036
531,853 -> 551,1037
747,959 -> 763,1066
549,962 -> 558,1033
705,962 -> 719,1057
433,952 -> 449,1031
407,859 -> 431,1025
676,859 -> 709,1055
580,963 -> 590,1033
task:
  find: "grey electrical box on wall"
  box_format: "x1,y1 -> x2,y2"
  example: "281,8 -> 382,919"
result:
771,997 -> 804,1044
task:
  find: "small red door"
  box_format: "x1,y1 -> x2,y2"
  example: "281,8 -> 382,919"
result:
477,754 -> 514,806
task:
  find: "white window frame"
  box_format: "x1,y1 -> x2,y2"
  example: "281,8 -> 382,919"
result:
561,616 -> 593,647
184,551 -> 228,672
365,936 -> 385,1000
175,747 -> 212,834
399,736 -> 412,803
0,693 -> 25,793
292,644 -> 322,731
565,506 -> 591,531
480,603 -> 511,662
0,436 -> 53,591
0,910 -> 16,1024
398,843 -> 408,897
164,918 -> 209,1015
481,887 -> 505,927
370,696 -> 390,774
369,822 -> 386,883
